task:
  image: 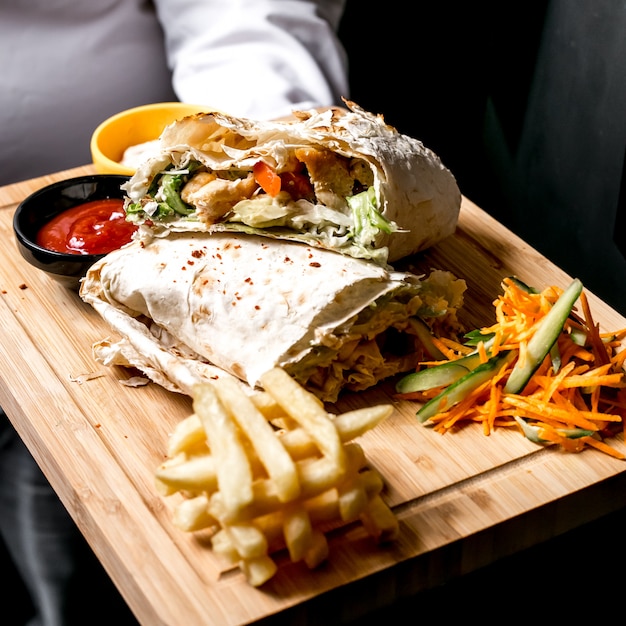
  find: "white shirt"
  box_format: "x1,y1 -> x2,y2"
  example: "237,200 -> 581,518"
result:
0,0 -> 348,185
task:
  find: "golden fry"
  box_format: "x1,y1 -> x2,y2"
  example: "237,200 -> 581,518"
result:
211,529 -> 239,564
240,554 -> 278,588
278,404 -> 391,460
193,383 -> 253,515
166,413 -> 206,457
302,529 -> 329,570
283,507 -> 313,563
155,454 -> 217,495
337,478 -> 368,522
260,368 -> 346,472
360,494 -> 400,543
214,376 -> 300,503
225,523 -> 268,560
158,369 -> 398,587
172,494 -> 215,532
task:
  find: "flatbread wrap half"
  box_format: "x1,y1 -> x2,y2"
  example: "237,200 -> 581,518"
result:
123,101 -> 461,266
80,232 -> 465,403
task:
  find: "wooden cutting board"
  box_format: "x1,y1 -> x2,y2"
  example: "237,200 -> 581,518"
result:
1,166 -> 625,625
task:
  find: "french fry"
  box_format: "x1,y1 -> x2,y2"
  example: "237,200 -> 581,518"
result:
337,477 -> 368,522
166,413 -> 206,457
193,383 -> 253,516
278,404 -> 393,460
211,529 -> 239,564
208,443 -> 367,525
158,370 -> 398,587
172,494 -> 215,532
260,368 -> 346,473
155,454 -> 217,495
296,442 -> 365,499
360,494 -> 400,543
214,376 -> 300,503
333,405 -> 394,439
240,554 -> 278,588
249,391 -> 297,427
225,523 -> 268,560
283,507 -> 313,563
356,468 -> 385,497
302,528 -> 329,570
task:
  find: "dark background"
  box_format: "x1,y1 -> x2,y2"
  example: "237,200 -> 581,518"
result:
336,0 -> 626,620
339,1 -> 626,315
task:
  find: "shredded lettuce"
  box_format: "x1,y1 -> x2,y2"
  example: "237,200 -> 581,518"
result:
128,162 -> 201,220
160,173 -> 194,215
127,162 -> 399,264
347,187 -> 397,245
229,192 -> 294,227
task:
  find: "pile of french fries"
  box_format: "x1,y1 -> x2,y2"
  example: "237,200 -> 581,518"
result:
155,367 -> 399,586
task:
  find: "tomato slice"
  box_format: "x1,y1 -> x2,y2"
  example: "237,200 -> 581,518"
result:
253,161 -> 281,197
280,171 -> 314,201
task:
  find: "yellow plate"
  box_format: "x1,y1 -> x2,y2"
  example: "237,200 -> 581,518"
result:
90,102 -> 216,176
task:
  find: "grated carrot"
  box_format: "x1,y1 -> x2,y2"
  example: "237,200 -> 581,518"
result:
397,277 -> 626,459
580,291 -> 610,366
579,436 -> 626,460
438,336 -> 474,355
431,336 -> 461,360
477,340 -> 489,364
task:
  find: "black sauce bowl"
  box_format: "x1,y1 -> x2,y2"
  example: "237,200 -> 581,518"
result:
13,174 -> 130,290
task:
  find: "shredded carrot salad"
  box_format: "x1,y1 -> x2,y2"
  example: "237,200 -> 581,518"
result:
396,277 -> 626,459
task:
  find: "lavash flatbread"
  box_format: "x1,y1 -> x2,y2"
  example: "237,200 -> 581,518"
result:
123,101 -> 460,266
80,232 -> 465,403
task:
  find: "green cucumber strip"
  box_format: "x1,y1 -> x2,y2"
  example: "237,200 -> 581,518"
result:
504,278 -> 583,394
569,328 -> 588,346
557,428 -> 596,439
509,275 -> 563,373
397,334 -> 496,394
417,351 -> 514,423
396,356 -> 482,394
408,317 -> 446,360
550,343 -> 562,373
507,276 -> 539,294
514,416 -> 594,443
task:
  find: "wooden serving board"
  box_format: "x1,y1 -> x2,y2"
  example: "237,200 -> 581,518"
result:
1,166 -> 625,625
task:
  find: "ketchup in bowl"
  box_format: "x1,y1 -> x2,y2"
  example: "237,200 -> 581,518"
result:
36,198 -> 137,255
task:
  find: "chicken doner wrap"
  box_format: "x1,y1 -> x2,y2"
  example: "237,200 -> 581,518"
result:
123,101 -> 461,266
80,232 -> 465,403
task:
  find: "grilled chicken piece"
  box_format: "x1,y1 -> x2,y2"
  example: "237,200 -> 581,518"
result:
294,147 -> 355,211
181,171 -> 257,223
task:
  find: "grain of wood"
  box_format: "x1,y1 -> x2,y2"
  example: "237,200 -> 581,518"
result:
0,166 -> 625,625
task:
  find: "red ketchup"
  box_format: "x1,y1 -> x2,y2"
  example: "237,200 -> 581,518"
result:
36,198 -> 137,255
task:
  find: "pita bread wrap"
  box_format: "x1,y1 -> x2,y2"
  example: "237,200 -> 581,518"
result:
123,101 -> 460,266
80,232 -> 465,403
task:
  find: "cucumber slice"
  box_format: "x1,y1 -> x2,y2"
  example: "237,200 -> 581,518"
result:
396,353 -> 484,393
397,335 -> 496,394
514,416 -> 594,443
507,276 -> 539,294
408,317 -> 446,360
417,351 -> 514,423
504,278 -> 583,394
398,332 -> 498,394
570,328 -> 588,346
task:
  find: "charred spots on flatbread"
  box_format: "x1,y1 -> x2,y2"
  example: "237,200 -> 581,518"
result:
122,102 -> 460,266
